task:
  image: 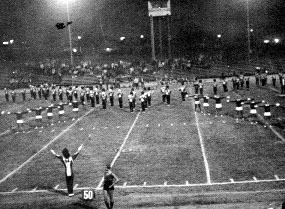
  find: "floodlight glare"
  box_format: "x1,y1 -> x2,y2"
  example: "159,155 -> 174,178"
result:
274,38 -> 280,43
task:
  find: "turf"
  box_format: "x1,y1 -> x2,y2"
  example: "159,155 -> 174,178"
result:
0,76 -> 285,208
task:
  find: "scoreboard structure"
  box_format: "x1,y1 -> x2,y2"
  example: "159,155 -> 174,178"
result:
148,0 -> 171,61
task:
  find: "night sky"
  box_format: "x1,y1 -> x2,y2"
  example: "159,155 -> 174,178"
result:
0,0 -> 284,52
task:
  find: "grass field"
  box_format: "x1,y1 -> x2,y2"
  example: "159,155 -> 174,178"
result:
0,76 -> 285,208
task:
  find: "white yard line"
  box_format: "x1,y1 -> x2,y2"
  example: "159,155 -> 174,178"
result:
0,109 -> 94,185
96,112 -> 141,189
189,88 -> 211,184
1,178 -> 285,195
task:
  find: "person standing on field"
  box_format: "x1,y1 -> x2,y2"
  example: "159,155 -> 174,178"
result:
50,144 -> 83,197
103,164 -> 119,209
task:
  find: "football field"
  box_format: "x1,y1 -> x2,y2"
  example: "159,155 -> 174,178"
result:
0,78 -> 285,208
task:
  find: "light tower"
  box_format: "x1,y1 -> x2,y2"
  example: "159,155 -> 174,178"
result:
148,0 -> 171,61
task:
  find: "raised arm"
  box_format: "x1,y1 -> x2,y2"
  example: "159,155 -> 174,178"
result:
72,144 -> 83,160
50,149 -> 61,159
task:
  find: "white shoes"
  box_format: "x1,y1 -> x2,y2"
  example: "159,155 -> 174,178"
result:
68,193 -> 74,197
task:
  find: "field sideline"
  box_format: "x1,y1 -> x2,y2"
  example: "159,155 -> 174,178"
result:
0,76 -> 284,208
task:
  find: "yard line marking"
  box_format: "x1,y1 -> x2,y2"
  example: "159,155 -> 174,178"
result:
230,178 -> 234,183
1,187 -> 285,195
31,187 -> 37,192
96,112 -> 141,189
143,182 -> 147,186
274,175 -> 279,180
0,129 -> 10,136
253,177 -> 258,182
11,188 -> 18,192
123,182 -> 127,187
191,94 -> 211,184
0,109 -> 94,186
74,184 -> 78,189
54,185 -> 59,190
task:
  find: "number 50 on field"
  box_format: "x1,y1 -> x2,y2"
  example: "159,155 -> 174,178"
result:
82,190 -> 95,200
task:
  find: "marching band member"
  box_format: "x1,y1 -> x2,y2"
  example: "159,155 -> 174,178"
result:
244,98 -> 261,123
80,88 -> 85,106
95,85 -> 100,105
147,87 -> 152,107
11,90 -> 16,103
4,88 -> 9,102
101,88 -> 107,110
189,94 -> 202,112
109,87 -> 114,107
199,80 -> 204,95
85,87 -> 90,103
213,79 -> 218,95
72,100 -> 79,120
90,87 -> 95,107
21,89 -> 26,101
128,92 -> 134,113
165,85 -> 171,106
131,88 -> 136,110
58,86 -> 63,102
201,95 -> 210,115
210,95 -> 226,117
193,78 -> 199,94
46,104 -> 57,125
227,97 -> 247,120
179,84 -> 187,101
31,107 -> 45,129
258,101 -> 284,126
139,91 -> 146,112
50,144 -> 83,197
57,102 -> 69,122
117,89 -> 123,109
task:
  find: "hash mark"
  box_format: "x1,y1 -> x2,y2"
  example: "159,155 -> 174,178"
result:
274,175 -> 279,180
12,188 -> 18,192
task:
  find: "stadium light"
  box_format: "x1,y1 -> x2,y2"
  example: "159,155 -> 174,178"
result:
274,38 -> 280,43
3,41 -> 9,45
263,40 -> 270,44
217,34 -> 221,38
